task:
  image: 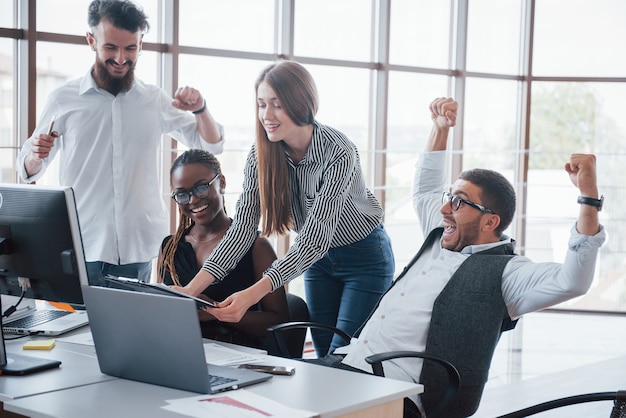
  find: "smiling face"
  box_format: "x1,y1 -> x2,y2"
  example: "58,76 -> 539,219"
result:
256,81 -> 302,145
87,18 -> 142,94
170,163 -> 224,227
440,179 -> 501,252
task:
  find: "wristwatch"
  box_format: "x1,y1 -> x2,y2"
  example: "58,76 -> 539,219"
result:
577,195 -> 604,211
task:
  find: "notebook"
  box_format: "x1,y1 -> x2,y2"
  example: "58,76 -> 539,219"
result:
81,285 -> 272,394
1,295 -> 89,336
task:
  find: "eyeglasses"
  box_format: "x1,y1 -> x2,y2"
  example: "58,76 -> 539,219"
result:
442,191 -> 495,214
171,173 -> 220,205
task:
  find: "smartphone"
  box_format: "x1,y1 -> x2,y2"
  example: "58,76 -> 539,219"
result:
237,364 -> 295,376
47,115 -> 56,135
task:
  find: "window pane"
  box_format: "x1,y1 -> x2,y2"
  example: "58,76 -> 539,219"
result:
385,72 -> 449,268
389,0 -> 451,68
179,0 -> 274,52
463,78 -> 519,170
533,0 -> 626,77
306,65 -> 371,152
0,0 -> 13,27
466,0 -> 523,74
294,0 -> 373,61
529,81 -> 626,312
36,0 -> 159,43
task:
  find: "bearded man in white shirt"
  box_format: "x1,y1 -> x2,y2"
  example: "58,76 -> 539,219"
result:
17,0 -> 224,286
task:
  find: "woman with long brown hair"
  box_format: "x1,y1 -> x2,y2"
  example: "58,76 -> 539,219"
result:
174,61 -> 394,357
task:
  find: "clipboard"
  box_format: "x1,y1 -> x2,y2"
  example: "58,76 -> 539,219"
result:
103,276 -> 218,309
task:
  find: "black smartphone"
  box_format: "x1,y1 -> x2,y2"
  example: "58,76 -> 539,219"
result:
237,364 -> 295,376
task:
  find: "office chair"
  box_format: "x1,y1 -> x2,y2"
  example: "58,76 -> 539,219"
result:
278,295 -> 310,358
497,390 -> 626,418
266,321 -> 461,418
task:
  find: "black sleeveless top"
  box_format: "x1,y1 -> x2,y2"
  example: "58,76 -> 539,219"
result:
160,230 -> 269,349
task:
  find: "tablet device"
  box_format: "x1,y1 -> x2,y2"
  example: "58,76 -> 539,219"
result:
103,276 -> 218,308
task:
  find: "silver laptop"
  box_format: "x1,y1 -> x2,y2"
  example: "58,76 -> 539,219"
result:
81,285 -> 272,394
1,295 -> 89,336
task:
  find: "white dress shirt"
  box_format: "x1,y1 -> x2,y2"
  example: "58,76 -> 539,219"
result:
17,71 -> 224,265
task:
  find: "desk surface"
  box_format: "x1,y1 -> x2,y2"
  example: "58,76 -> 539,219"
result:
2,330 -> 422,418
1,333 -> 115,402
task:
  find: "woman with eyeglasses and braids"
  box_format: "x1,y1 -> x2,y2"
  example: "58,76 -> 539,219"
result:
157,149 -> 289,354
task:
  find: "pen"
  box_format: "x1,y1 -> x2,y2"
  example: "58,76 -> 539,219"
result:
47,115 -> 56,136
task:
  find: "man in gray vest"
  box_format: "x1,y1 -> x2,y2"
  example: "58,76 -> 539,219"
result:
313,97 -> 606,418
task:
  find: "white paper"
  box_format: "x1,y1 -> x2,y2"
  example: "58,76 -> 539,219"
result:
203,342 -> 266,366
163,390 -> 317,418
56,331 -> 94,346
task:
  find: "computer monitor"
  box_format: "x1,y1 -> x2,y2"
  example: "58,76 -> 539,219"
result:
0,183 -> 88,306
0,183 -> 88,374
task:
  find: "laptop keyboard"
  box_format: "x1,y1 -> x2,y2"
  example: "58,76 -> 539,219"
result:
209,374 -> 237,387
4,309 -> 71,329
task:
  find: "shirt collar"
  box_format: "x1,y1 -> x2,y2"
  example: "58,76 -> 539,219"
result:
79,69 -> 99,95
459,235 -> 514,255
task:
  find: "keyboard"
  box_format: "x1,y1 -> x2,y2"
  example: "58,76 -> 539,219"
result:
4,309 -> 71,329
209,374 -> 237,387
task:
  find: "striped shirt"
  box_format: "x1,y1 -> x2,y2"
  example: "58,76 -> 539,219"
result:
202,122 -> 383,290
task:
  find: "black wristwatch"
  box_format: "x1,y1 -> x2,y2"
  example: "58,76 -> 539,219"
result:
577,195 -> 603,211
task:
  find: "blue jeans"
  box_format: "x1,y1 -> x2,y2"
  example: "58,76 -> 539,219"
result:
304,223 -> 394,357
86,261 -> 153,287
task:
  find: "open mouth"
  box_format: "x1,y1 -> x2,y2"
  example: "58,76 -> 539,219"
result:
443,221 -> 456,234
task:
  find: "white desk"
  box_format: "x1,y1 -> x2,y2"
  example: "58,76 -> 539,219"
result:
2,332 -> 421,418
0,331 -> 115,402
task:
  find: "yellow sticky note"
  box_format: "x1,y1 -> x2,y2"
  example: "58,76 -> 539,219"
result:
23,339 -> 56,350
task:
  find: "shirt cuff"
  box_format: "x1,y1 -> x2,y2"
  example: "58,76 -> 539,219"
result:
418,150 -> 446,170
568,223 -> 606,250
201,261 -> 228,283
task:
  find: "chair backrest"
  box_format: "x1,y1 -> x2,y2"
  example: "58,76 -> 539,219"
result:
281,293 -> 310,358
497,390 -> 626,418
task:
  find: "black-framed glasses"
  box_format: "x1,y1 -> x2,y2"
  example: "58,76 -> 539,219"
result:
171,173 -> 220,205
442,191 -> 495,214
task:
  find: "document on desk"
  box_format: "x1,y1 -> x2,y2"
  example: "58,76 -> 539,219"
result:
163,390 -> 317,418
203,342 -> 266,366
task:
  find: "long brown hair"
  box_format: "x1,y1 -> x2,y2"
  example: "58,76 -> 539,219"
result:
157,149 -> 224,285
254,60 -> 318,236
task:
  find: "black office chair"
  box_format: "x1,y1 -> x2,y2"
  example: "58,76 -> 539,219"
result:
266,321 -> 461,418
497,390 -> 626,418
277,295 -> 311,358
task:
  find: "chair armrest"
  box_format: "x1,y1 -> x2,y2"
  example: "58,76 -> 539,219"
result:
365,350 -> 460,418
497,391 -> 626,418
266,321 -> 351,358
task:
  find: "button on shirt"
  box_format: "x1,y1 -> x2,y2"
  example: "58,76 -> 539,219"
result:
17,71 -> 224,265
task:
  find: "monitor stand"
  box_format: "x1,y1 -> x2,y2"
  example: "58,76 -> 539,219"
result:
0,297 -> 61,375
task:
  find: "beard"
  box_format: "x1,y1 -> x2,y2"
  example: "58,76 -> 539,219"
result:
92,58 -> 135,95
441,216 -> 483,252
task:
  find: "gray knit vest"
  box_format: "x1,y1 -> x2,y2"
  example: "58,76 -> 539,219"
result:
388,227 -> 517,417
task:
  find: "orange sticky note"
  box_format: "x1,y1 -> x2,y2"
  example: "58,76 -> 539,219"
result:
48,302 -> 75,313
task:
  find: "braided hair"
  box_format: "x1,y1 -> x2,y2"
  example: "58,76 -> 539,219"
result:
157,149 -> 224,286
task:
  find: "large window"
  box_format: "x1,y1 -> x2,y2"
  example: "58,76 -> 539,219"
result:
1,0 -> 624,313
